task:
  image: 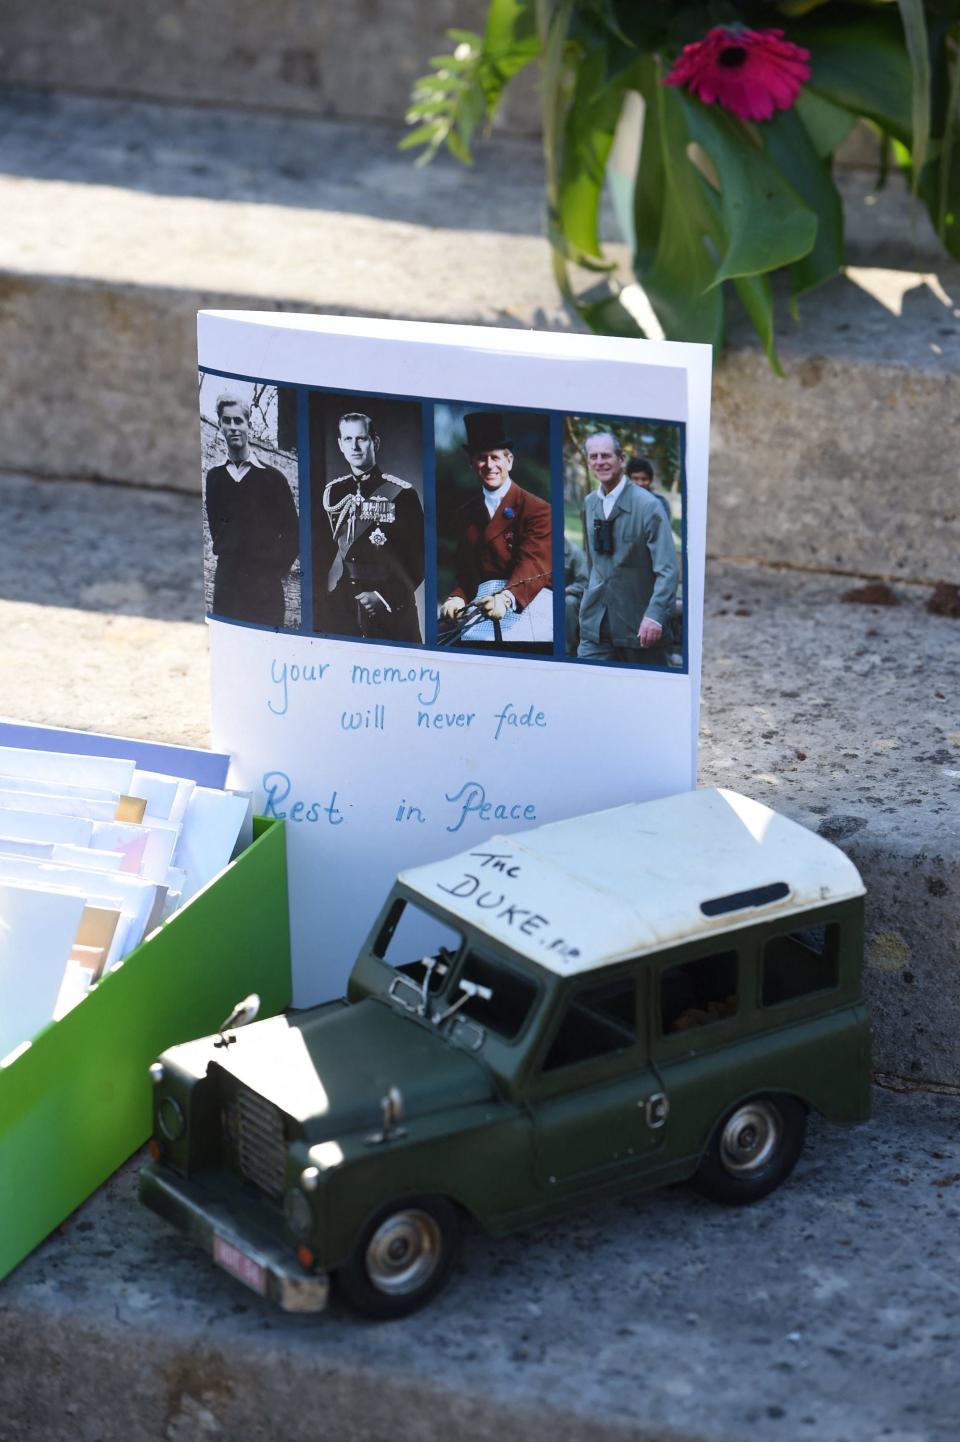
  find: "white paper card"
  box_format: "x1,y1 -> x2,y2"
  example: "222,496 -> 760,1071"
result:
0,747 -> 135,793
201,312 -> 711,1005
0,810 -> 95,847
130,770 -> 195,823
175,788 -> 250,904
0,788 -> 120,821
0,883 -> 86,1061
0,857 -> 158,965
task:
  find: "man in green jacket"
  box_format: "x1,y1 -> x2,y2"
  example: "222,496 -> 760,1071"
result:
578,430 -> 678,666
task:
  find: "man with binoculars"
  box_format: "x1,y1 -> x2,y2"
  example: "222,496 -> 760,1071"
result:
578,431 -> 678,666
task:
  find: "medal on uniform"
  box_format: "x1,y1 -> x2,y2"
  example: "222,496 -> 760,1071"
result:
360,496 -> 396,523
369,526 -> 387,546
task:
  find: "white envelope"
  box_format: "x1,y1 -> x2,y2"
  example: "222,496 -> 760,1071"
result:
0,882 -> 86,1063
0,746 -> 135,793
130,770 -> 195,824
91,819 -> 180,884
0,809 -> 95,846
0,836 -> 56,860
0,788 -> 120,822
175,788 -> 250,905
0,857 -> 158,966
0,775 -> 120,804
0,838 -> 125,871
51,844 -> 126,872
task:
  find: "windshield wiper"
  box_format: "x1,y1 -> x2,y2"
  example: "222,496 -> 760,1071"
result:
432,978 -> 493,1027
418,948 -> 452,1015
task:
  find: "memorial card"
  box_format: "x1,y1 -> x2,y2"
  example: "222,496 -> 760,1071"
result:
200,313 -> 711,1004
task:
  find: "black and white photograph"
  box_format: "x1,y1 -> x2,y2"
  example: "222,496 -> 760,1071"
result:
435,403 -> 553,655
564,415 -> 684,668
310,394 -> 424,644
199,375 -> 301,629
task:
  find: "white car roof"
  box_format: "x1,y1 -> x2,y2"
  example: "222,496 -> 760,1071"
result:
399,789 -> 865,977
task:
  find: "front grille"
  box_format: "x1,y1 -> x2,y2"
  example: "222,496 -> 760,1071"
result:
233,1084 -> 287,1198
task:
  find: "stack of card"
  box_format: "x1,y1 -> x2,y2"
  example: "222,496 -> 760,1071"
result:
0,744 -> 250,1064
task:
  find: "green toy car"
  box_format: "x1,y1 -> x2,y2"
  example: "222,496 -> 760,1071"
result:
140,788 -> 870,1319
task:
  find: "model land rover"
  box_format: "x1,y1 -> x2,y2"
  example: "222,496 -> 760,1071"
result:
140,788 -> 871,1319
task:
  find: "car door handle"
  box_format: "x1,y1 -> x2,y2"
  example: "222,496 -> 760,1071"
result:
644,1092 -> 670,1129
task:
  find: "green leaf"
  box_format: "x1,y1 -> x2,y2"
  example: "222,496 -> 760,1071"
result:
732,273 -> 784,375
445,130 -> 474,165
547,217 -> 617,270
920,28 -> 960,256
539,0 -> 577,227
554,46 -> 630,260
485,0 -> 538,56
397,124 -> 442,151
641,83 -> 726,347
678,98 -> 818,287
896,0 -> 932,179
794,88 -> 857,158
777,0 -> 834,14
455,82 -> 488,145
632,57 -> 665,272
935,27 -> 960,244
792,14 -> 914,143
576,289 -> 648,338
762,106 -> 843,294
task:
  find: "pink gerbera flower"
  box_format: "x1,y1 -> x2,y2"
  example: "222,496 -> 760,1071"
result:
663,27 -> 810,122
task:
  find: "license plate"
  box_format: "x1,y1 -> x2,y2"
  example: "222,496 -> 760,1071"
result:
213,1233 -> 268,1296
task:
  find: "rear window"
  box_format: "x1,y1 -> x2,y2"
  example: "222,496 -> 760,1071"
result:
762,924 -> 840,1006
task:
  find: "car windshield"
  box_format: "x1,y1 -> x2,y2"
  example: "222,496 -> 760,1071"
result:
373,901 -> 539,1044
441,950 -> 539,1041
374,898 -> 463,1011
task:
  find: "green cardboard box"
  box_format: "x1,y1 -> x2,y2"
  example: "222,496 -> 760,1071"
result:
0,808 -> 291,1282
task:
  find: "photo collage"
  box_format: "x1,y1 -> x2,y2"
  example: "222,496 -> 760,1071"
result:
199,370 -> 687,671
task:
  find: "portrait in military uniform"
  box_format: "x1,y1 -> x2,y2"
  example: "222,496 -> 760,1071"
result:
199,375 -> 301,630
310,394 -> 424,643
563,413 -> 684,669
435,403 -> 553,655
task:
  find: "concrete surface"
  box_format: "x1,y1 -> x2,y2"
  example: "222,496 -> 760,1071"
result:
1,1086 -> 958,1442
1,470 -> 957,1085
0,0 -> 541,133
1,90 -> 958,584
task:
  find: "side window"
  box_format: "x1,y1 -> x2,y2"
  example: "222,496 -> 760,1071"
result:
660,951 -> 738,1034
542,977 -> 637,1072
762,924 -> 839,1006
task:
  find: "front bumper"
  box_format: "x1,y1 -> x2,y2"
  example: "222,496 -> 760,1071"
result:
140,1161 -> 329,1313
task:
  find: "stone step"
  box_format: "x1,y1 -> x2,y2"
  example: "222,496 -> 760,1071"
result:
0,0 -> 542,132
1,89 -> 957,584
1,470 -> 958,1439
1,470 -> 956,1087
0,0 -> 892,152
1,1088 -> 957,1442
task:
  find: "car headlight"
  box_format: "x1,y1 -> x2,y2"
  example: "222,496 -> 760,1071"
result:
284,1187 -> 314,1238
157,1094 -> 185,1141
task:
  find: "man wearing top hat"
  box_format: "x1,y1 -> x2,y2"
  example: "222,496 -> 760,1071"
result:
439,411 -> 553,646
318,411 -> 424,642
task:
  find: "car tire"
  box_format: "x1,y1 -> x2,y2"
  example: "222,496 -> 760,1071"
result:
693,1094 -> 807,1206
335,1195 -> 461,1319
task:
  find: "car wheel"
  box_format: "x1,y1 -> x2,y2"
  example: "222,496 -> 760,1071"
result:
335,1195 -> 461,1319
693,1095 -> 807,1205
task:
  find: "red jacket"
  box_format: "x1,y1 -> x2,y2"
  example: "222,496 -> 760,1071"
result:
448,482 -> 552,611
